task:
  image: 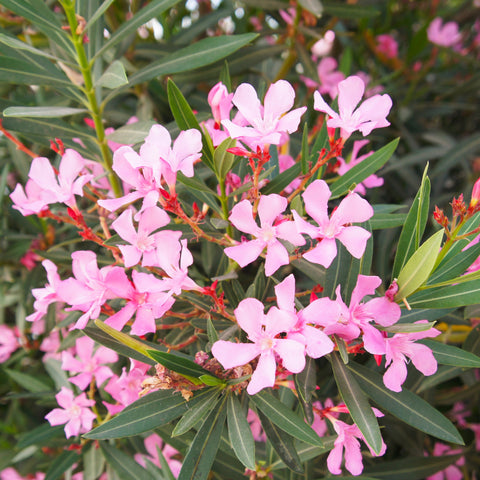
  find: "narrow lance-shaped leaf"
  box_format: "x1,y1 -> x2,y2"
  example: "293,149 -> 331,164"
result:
330,352 -> 383,455
418,339 -> 480,368
3,106 -> 87,118
44,451 -> 80,480
394,229 -> 444,302
95,61 -> 128,89
346,361 -> 464,445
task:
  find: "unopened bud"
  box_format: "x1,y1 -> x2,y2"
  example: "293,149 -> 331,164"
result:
470,178 -> 480,208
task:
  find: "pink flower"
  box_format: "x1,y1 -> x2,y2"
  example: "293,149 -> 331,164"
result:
139,124 -> 202,190
327,416 -> 386,476
135,434 -> 182,478
383,321 -> 441,392
224,194 -> 305,276
61,336 -> 118,390
293,179 -> 374,268
302,57 -> 345,99
0,468 -> 45,480
112,206 -> 171,268
426,443 -> 465,480
376,34 -> 398,58
212,297 -> 306,394
427,18 -> 462,47
10,179 -> 51,216
311,30 -> 335,58
314,75 -> 392,140
275,274 -> 334,358
208,82 -> 233,127
45,387 -> 96,438
222,80 -> 307,149
337,140 -> 384,195
302,275 -> 400,355
104,269 -> 175,335
0,325 -> 19,363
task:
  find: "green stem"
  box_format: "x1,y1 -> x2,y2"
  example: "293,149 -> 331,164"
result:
432,219 -> 466,272
219,178 -> 233,238
61,0 -> 122,198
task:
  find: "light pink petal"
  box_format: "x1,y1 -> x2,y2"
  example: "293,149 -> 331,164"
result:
337,76 -> 365,119
97,192 -> 142,212
303,325 -> 334,358
131,306 -> 157,336
118,245 -> 142,268
232,83 -> 263,128
105,302 -> 137,331
302,179 -> 331,225
302,297 -> 341,327
59,149 -> 85,187
366,297 -> 401,327
276,107 -> 307,134
327,442 -> 344,475
263,80 -> 295,123
354,94 -> 392,136
362,324 -> 386,355
265,307 -> 297,337
29,157 -> 58,192
258,194 -> 287,228
105,268 -> 135,298
275,338 -> 306,373
64,418 -> 82,438
350,275 -> 381,308
70,372 -> 93,391
313,91 -> 338,119
212,340 -> 260,369
138,206 -> 170,237
247,352 -> 277,394
172,129 -> 202,176
331,193 -> 374,225
46,408 -> 71,426
229,200 -> 259,235
292,210 -> 321,238
303,238 -> 337,267
383,358 -> 407,392
112,209 -> 137,244
274,274 -> 295,312
336,226 -> 371,259
265,240 -> 289,276
224,239 -> 265,268
234,298 -> 265,339
276,220 -> 306,246
409,344 -> 438,377
344,435 -> 364,476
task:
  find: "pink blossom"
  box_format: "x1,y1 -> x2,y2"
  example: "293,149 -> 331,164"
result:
383,321 -> 441,392
135,434 -> 182,478
293,179 -> 373,268
337,140 -> 384,195
26,260 -> 63,323
104,269 -> 175,335
45,387 -> 96,438
112,206 -> 171,267
61,336 -> 118,390
278,154 -> 301,194
302,275 -> 401,355
212,297 -> 306,394
104,365 -> 149,414
222,80 -> 307,149
302,57 -> 345,99
327,416 -> 386,476
314,75 -> 392,140
0,325 -> 19,363
427,18 -> 462,47
224,194 -> 305,276
10,178 -> 52,216
138,124 -> 202,190
426,443 -> 465,480
376,34 -> 398,58
274,274 -> 334,358
0,468 -> 45,480
247,409 -> 266,441
56,251 -> 119,330
208,82 -> 233,127
311,30 -> 335,58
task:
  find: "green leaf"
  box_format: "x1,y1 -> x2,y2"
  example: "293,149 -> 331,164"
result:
395,229 -> 444,301
106,121 -> 156,144
83,443 -> 106,480
95,0 -> 182,59
4,368 -> 52,393
407,279 -> 480,309
214,137 -> 237,181
167,79 -> 215,171
146,350 -> 218,381
17,424 -> 64,449
84,0 -> 116,31
256,409 -> 303,474
322,1 -> 380,18
293,356 -> 316,423
96,61 -> 128,88
45,451 -> 80,480
100,442 -> 156,480
261,163 -> 302,195
0,57 -> 71,87
227,394 -> 256,470
419,339 -> 480,368
346,361 -> 464,444
301,122 -> 309,175
330,138 -> 399,198
250,391 -> 323,446
416,365 -> 465,393
3,106 -> 87,118
172,389 -> 222,436
330,352 -> 383,455
85,388 -> 216,439
129,33 -> 258,86
177,395 -> 228,480
0,33 -> 59,61
378,321 -> 437,334
392,166 -> 431,278
364,455 -> 463,480
369,213 -> 407,230
299,0 -> 323,17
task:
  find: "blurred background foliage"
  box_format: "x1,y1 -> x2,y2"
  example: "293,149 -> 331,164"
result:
0,0 -> 480,478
